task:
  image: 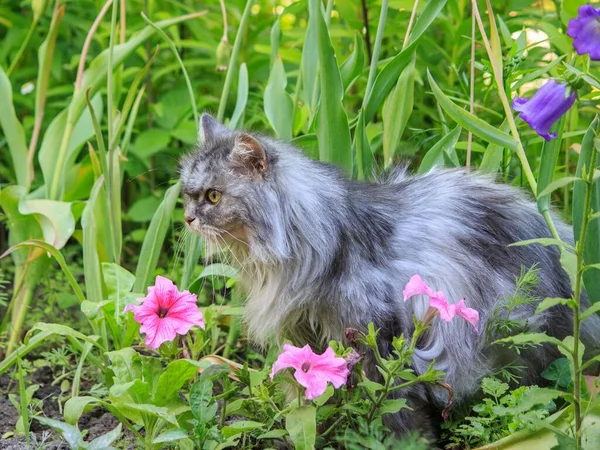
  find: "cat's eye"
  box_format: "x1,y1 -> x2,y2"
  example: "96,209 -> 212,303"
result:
206,189 -> 222,204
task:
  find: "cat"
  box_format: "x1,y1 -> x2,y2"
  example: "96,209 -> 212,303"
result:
179,113 -> 600,436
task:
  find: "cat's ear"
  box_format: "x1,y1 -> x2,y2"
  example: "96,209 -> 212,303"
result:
198,113 -> 229,144
232,133 -> 268,175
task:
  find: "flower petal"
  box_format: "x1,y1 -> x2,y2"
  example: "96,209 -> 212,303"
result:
455,299 -> 480,332
429,292 -> 455,322
403,275 -> 433,301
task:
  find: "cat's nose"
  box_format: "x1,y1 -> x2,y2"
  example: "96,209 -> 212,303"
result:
184,215 -> 195,224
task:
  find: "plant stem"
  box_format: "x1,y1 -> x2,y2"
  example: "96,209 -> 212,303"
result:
470,0 -> 536,191
466,3 -> 476,169
7,18 -> 38,77
364,0 -> 389,102
572,133 -> 597,448
217,0 -> 254,121
360,0 -> 372,63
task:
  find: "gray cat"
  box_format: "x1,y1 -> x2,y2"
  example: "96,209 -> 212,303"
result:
180,114 -> 600,435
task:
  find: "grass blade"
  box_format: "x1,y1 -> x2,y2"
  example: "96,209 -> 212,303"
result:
427,70 -> 517,151
0,66 -> 30,190
573,117 -> 600,302
229,63 -> 248,129
264,55 -> 293,141
309,0 -> 352,173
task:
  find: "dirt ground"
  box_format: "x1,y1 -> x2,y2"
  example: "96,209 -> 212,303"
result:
0,368 -> 123,449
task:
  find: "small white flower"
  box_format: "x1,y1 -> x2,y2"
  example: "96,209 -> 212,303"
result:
20,82 -> 35,95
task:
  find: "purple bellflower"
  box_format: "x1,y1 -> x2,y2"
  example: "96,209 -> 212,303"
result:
567,5 -> 600,61
512,80 -> 575,141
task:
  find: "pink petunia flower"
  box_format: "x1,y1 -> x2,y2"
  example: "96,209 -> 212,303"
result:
403,274 -> 433,301
403,275 -> 480,331
429,291 -> 455,322
270,344 -> 349,400
455,299 -> 480,332
124,275 -> 205,349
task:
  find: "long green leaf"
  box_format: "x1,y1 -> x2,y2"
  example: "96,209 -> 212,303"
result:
573,118 -> 600,302
229,63 -> 249,129
310,0 -> 352,173
134,182 -> 181,292
427,71 -> 517,151
0,66 -> 30,189
364,0 -> 447,120
418,126 -> 462,174
479,120 -> 510,173
382,56 -> 415,165
537,116 -> 566,213
340,32 -> 365,93
265,55 -> 294,141
285,406 -> 316,450
82,177 -> 105,303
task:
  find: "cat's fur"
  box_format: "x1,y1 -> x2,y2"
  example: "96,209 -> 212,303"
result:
180,114 -> 600,435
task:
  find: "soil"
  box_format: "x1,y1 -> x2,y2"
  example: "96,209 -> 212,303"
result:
0,368 -> 125,449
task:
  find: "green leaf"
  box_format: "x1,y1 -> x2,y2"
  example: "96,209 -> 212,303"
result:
154,360 -> 199,406
508,238 -> 576,252
382,57 -> 415,165
34,417 -> 84,449
542,358 -> 571,389
133,182 -> 180,292
428,71 -> 517,151
538,177 -> 580,200
285,406 -> 316,450
257,429 -> 289,440
537,115 -> 567,215
106,348 -> 141,383
114,401 -> 178,425
126,196 -> 163,223
153,429 -> 189,444
309,0 -> 352,173
495,332 -> 566,352
0,65 -> 30,189
222,421 -> 265,439
88,424 -> 122,450
418,126 -> 462,174
0,239 -> 85,303
189,378 -> 218,424
130,128 -> 172,159
229,63 -> 248,130
379,398 -> 408,416
18,198 -> 75,250
340,32 -> 365,92
102,263 -> 135,299
64,396 -> 99,425
264,55 -> 293,141
573,118 -> 600,303
505,386 -> 562,415
82,176 -> 104,303
200,263 -> 239,279
536,297 -> 572,315
364,0 -> 447,119
39,94 -> 103,200
582,301 -> 600,322
479,120 -> 510,173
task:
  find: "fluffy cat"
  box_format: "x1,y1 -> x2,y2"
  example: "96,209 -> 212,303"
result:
180,114 -> 600,435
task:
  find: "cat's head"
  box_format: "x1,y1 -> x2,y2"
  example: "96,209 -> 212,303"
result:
179,114 -> 285,258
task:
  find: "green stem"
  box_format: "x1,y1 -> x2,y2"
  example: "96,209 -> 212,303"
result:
49,121 -> 74,200
217,0 -> 254,121
364,0 -> 388,102
7,287 -> 34,355
572,137 -> 597,449
7,18 -> 38,76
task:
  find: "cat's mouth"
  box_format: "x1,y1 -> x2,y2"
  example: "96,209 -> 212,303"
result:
188,222 -> 248,246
